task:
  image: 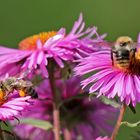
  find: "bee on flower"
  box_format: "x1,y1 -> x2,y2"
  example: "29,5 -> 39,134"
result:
0,76 -> 38,99
75,33 -> 140,107
11,77 -> 119,140
0,76 -> 34,121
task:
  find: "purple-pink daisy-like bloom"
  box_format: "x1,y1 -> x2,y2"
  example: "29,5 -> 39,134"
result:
96,136 -> 111,140
0,14 -> 106,78
0,90 -> 31,121
75,34 -> 140,106
0,76 -> 34,121
12,77 -> 119,140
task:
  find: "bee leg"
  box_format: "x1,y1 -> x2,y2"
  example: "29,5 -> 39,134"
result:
130,48 -> 136,64
111,50 -> 114,66
130,48 -> 136,57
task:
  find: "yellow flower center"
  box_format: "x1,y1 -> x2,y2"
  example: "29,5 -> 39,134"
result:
19,31 -> 57,50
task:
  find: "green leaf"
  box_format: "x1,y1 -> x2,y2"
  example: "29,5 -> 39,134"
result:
20,118 -> 53,131
129,104 -> 136,114
88,93 -> 96,101
121,121 -> 140,128
99,96 -> 121,108
89,94 -> 121,108
131,131 -> 140,140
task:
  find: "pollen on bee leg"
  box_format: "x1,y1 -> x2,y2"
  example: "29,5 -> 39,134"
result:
19,90 -> 26,97
135,48 -> 140,60
0,89 -> 5,100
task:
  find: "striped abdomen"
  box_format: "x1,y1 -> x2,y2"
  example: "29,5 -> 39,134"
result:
112,49 -> 130,69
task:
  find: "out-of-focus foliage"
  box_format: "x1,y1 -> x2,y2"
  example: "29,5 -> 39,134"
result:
20,118 -> 52,130
131,131 -> 140,140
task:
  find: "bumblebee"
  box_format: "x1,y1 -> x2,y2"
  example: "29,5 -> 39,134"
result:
111,36 -> 136,70
93,36 -> 140,74
0,77 -> 38,99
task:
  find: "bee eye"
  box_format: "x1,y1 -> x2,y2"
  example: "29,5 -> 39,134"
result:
120,42 -> 127,47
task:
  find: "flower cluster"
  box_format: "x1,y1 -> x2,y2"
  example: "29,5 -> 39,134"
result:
0,13 -> 124,140
12,77 -> 119,140
75,34 -> 140,107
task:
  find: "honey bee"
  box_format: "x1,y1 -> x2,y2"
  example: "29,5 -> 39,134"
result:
111,36 -> 136,69
0,77 -> 38,99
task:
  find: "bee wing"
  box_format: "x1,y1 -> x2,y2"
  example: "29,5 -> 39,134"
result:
22,81 -> 33,87
92,41 -> 114,51
133,42 -> 140,49
11,80 -> 33,87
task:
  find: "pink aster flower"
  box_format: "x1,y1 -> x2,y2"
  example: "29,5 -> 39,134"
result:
12,77 -> 119,140
0,76 -> 35,121
0,91 -> 31,121
75,34 -> 140,106
0,14 -> 106,78
96,136 -> 111,140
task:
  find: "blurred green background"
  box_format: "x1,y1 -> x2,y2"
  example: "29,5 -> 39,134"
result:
0,0 -> 140,139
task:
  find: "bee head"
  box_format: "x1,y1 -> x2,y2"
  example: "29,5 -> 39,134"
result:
115,36 -> 134,51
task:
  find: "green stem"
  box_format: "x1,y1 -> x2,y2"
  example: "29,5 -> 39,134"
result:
111,103 -> 126,140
